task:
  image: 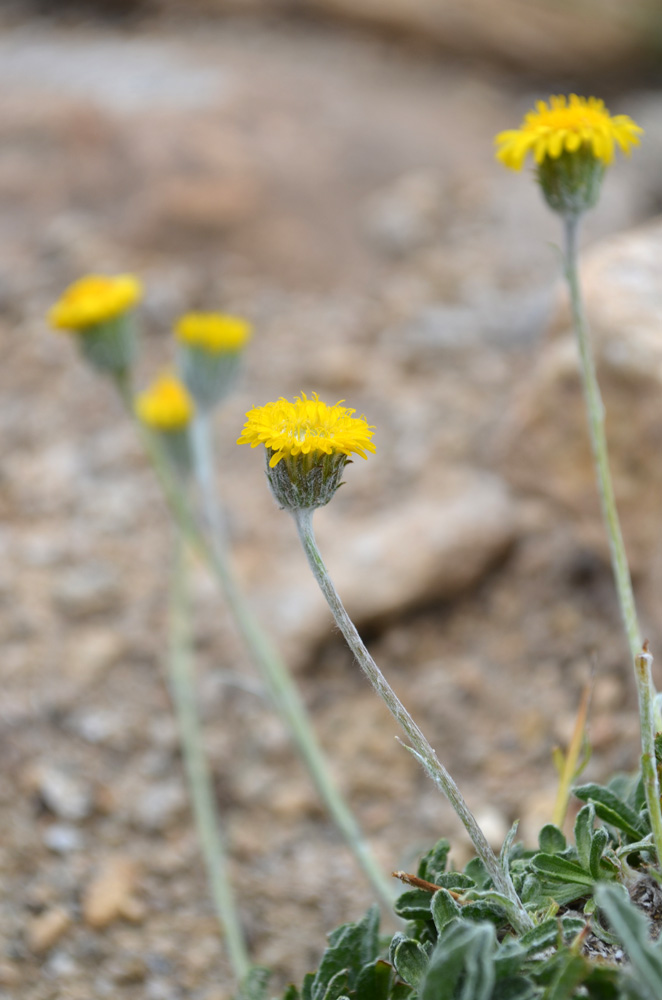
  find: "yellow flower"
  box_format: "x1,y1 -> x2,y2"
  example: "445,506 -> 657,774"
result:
175,313 -> 252,353
237,392 -> 376,468
49,274 -> 143,331
495,95 -> 642,171
135,373 -> 194,431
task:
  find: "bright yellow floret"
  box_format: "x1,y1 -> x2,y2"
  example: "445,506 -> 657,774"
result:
495,95 -> 642,171
135,373 -> 194,431
49,274 -> 143,330
237,392 -> 376,468
175,313 -> 252,353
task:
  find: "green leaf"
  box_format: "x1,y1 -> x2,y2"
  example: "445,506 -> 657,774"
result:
392,938 -> 429,988
354,960 -> 393,1000
436,872 -> 475,892
302,972 -> 315,1000
420,922 -> 496,1000
520,916 -> 585,957
312,907 -> 380,1000
391,982 -> 414,1000
574,784 -> 648,841
493,939 -> 527,978
538,825 -> 567,856
418,838 -> 451,882
431,888 -> 461,933
588,826 -> 610,880
394,889 -> 434,921
501,820 -> 521,873
541,953 -> 588,1000
574,803 -> 596,871
530,854 -> 595,887
464,857 -> 490,890
596,883 -> 662,1000
237,967 -> 271,1000
280,988 -> 299,1000
492,977 -> 541,1000
320,970 -> 348,1000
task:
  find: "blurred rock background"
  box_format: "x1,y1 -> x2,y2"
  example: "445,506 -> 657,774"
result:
1,1 -> 662,997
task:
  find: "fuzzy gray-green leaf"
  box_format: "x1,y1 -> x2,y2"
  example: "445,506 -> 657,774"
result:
574,803 -> 595,871
393,938 -> 429,988
430,888 -> 461,934
574,784 -> 648,841
596,883 -> 662,1000
538,825 -> 567,856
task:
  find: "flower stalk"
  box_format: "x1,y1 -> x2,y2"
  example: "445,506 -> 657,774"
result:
634,644 -> 662,875
562,213 -> 641,666
292,506 -> 532,934
168,529 -> 251,982
189,409 -> 394,911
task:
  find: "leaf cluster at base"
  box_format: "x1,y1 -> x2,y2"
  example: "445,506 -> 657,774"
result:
237,775 -> 662,1000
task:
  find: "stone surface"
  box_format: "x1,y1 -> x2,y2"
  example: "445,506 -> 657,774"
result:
82,857 -> 141,929
27,907 -> 72,954
500,217 -> 662,586
153,0 -> 658,75
33,765 -> 94,822
254,468 -> 517,662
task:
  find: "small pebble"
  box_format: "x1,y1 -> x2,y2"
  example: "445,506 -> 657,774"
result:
35,765 -> 93,822
83,856 -> 141,929
27,907 -> 72,954
53,564 -> 121,620
43,823 -> 84,854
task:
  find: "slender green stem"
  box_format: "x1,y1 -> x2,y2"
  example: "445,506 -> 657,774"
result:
189,412 -> 394,911
293,506 -> 532,934
562,214 -> 641,665
114,375 -> 393,909
634,645 -> 662,875
168,529 -> 251,983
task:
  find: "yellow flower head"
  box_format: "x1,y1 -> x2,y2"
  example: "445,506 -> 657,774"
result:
175,313 -> 252,354
238,392 -> 376,468
495,95 -> 642,171
135,373 -> 194,432
49,274 -> 143,331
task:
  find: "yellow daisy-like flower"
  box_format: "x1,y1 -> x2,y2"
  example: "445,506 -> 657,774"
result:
175,313 -> 252,354
49,274 -> 143,331
238,392 -> 376,468
495,95 -> 642,171
135,373 -> 194,432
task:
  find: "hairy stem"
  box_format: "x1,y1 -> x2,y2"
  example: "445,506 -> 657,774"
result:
188,411 -> 394,911
293,506 -> 532,933
634,645 -> 662,875
563,214 -> 641,665
168,530 -> 250,983
115,375 -> 394,910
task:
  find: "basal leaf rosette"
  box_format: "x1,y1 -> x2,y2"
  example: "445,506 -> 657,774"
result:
135,372 -> 195,475
48,274 -> 142,376
175,312 -> 252,411
495,95 -> 642,217
237,392 -> 376,510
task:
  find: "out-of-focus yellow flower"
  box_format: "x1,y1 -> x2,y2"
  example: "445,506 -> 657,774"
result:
135,373 -> 194,432
49,274 -> 143,331
238,392 -> 376,468
495,95 -> 642,171
175,313 -> 252,354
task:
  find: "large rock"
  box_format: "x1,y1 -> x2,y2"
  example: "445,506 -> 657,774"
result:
501,217 -> 662,579
248,468 -> 518,665
152,0 -> 657,76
